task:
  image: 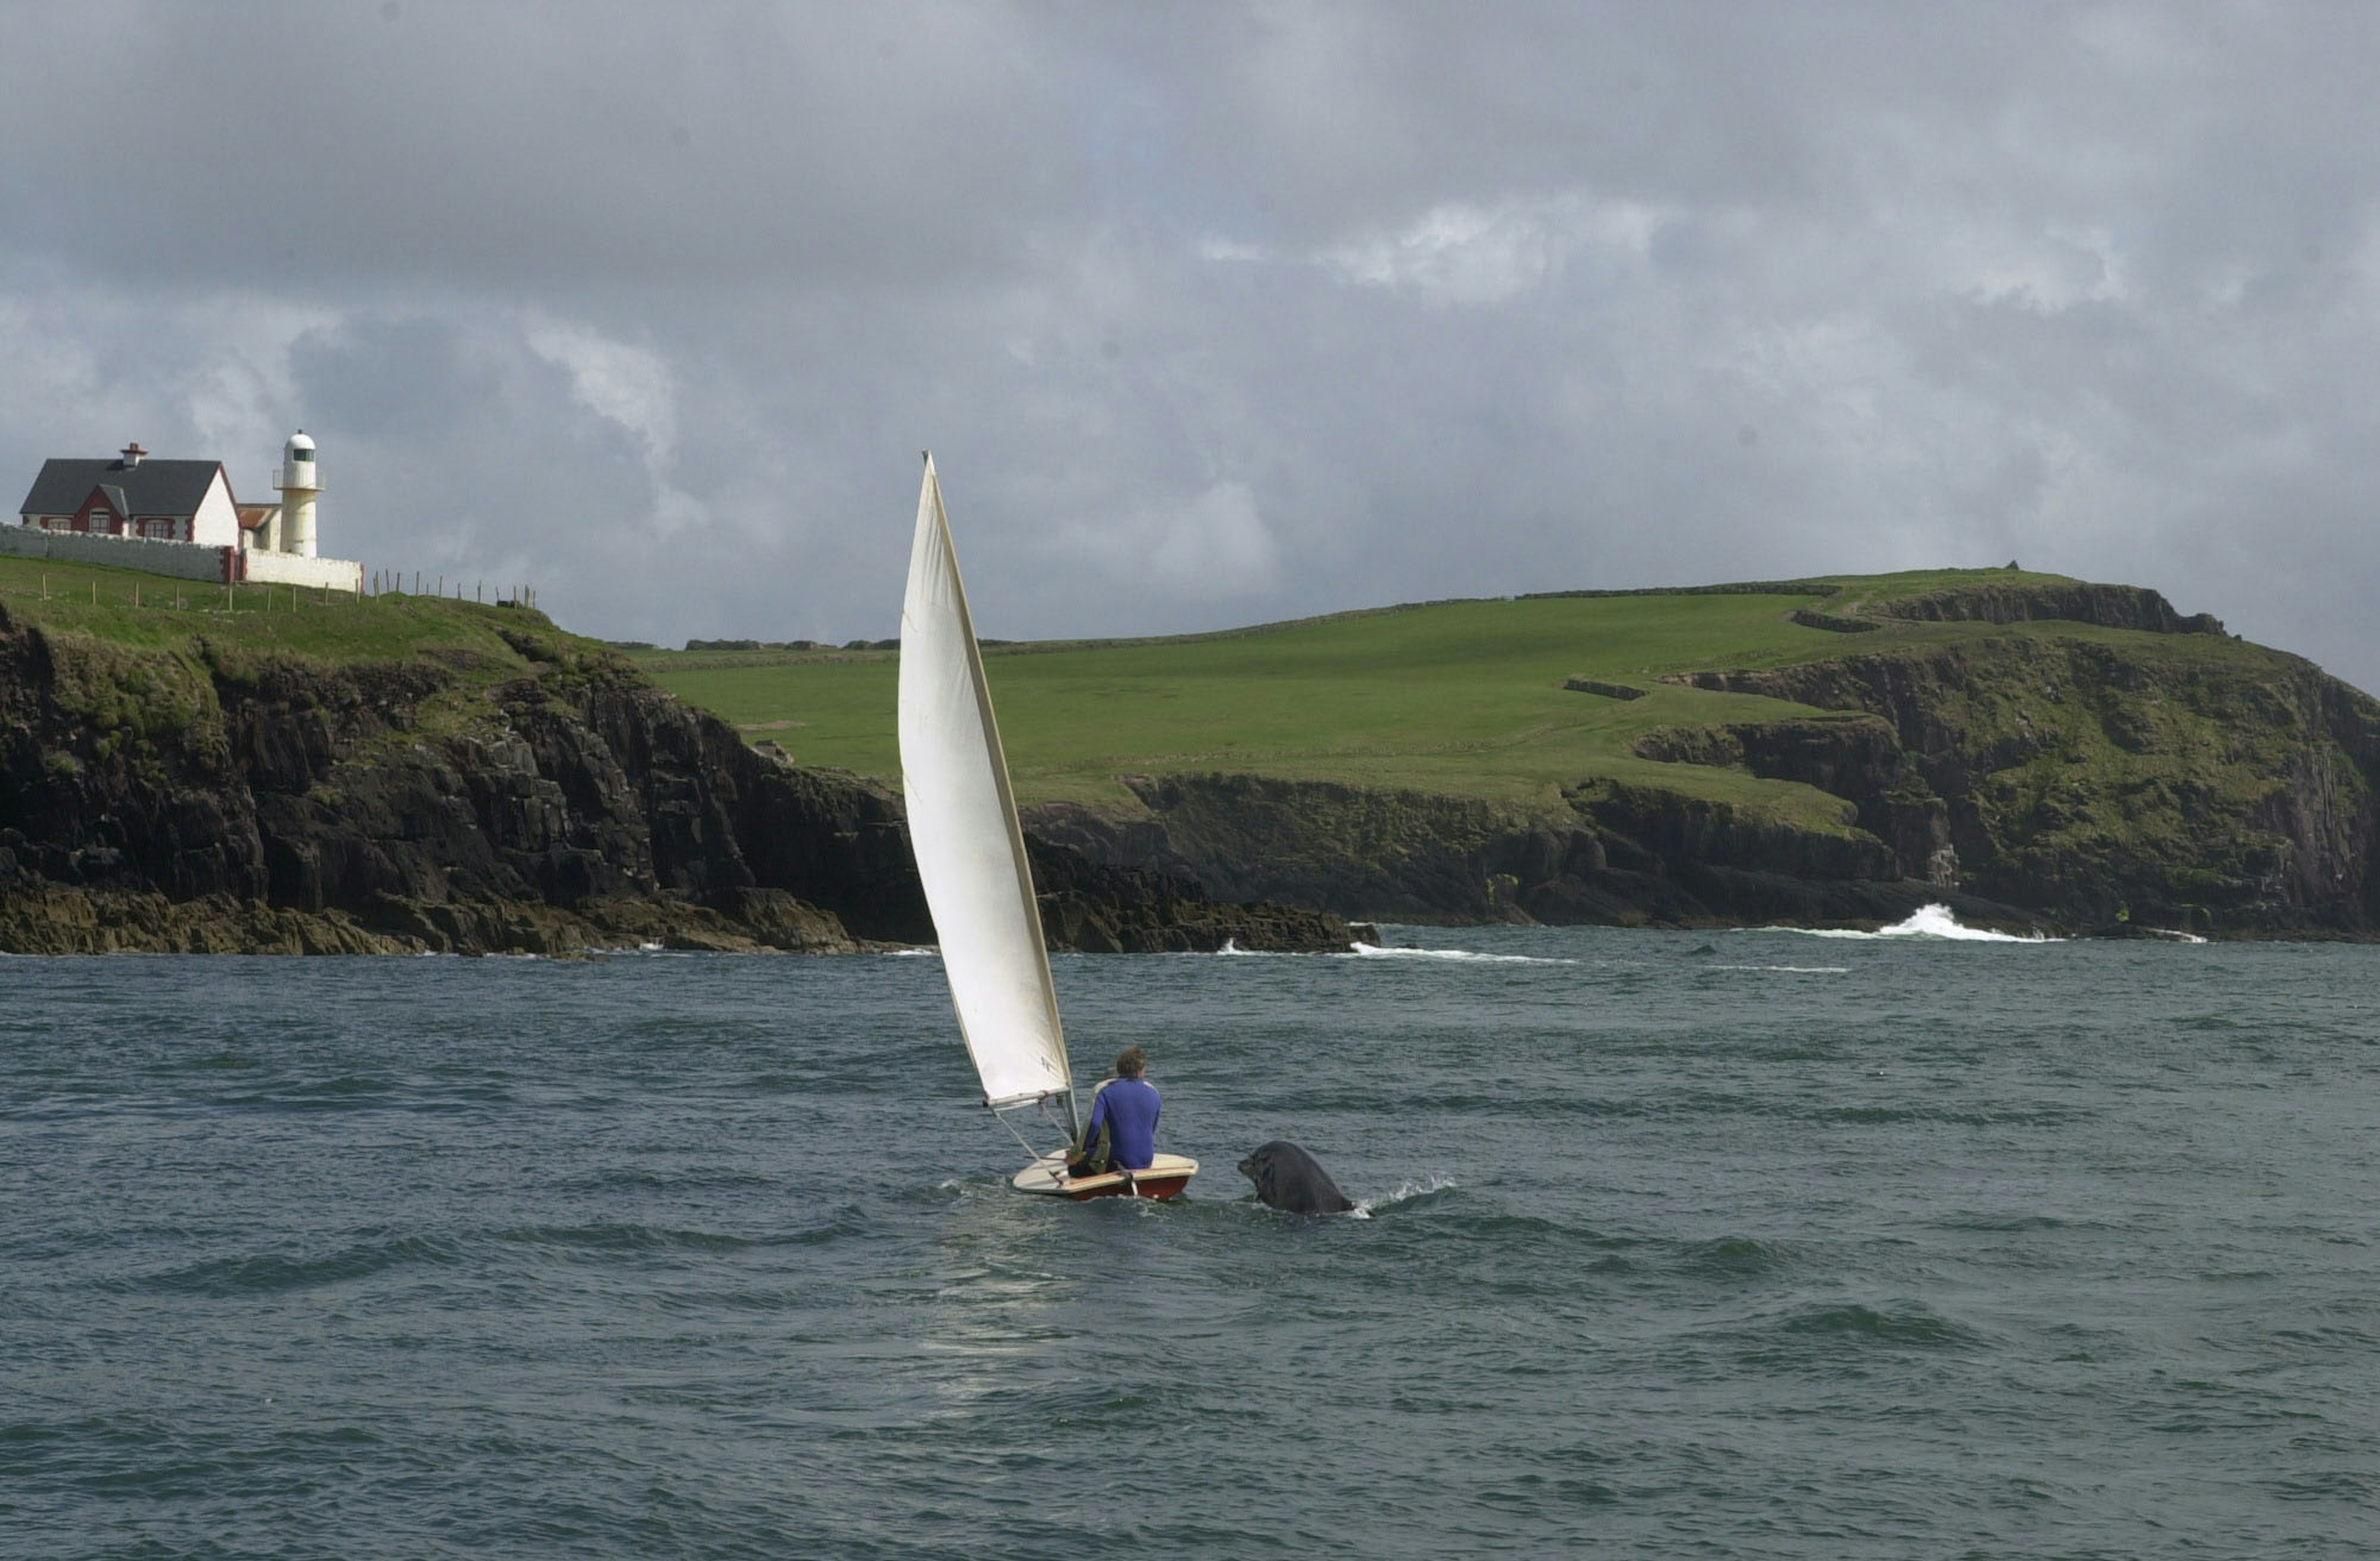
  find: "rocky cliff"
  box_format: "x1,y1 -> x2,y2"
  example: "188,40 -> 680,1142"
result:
0,603 -> 1357,955
1664,633 -> 2380,933
1025,581 -> 2380,938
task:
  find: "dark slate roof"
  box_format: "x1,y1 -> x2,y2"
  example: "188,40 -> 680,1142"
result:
19,457 -> 226,518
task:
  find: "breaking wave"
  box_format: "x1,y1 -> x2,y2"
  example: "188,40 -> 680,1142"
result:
1761,904 -> 2055,943
1339,944 -> 1577,965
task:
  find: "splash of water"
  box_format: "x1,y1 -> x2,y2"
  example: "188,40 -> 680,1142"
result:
1763,904 -> 2053,943
1352,1174 -> 1459,1218
1339,945 -> 1577,965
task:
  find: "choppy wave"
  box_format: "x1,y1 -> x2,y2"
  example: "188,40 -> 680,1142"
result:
1709,963 -> 1851,974
1774,1300 -> 1985,1350
1678,1234 -> 1799,1278
136,1234 -> 464,1297
13,926 -> 2378,1558
1761,903 -> 2053,942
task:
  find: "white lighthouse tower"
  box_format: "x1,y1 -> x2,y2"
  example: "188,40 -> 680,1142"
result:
276,430 -> 320,557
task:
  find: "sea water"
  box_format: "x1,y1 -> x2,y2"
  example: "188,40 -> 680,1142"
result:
4,923 -> 2377,1557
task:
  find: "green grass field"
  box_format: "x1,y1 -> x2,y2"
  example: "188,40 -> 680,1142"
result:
0,553 -> 550,661
11,551 -> 2282,843
0,552 -> 586,751
624,568 -> 2272,832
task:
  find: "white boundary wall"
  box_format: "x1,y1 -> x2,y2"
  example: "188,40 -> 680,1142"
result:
0,525 -> 234,582
242,550 -> 364,592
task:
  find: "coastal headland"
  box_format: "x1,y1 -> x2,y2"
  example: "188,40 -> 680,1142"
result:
6,557 -> 2376,951
633,568 -> 2380,941
0,555 -> 1351,956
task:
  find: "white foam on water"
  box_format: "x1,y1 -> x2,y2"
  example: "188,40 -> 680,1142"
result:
1711,964 -> 1851,974
1353,1174 -> 1458,1218
1756,903 -> 2055,943
1339,944 -> 1577,965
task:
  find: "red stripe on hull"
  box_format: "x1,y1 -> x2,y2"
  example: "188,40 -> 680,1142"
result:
1065,1174 -> 1192,1202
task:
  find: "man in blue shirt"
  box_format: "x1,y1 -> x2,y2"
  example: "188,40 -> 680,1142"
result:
1071,1047 -> 1160,1177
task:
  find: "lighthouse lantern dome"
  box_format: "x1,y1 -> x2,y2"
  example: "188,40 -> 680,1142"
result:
279,429 -> 320,493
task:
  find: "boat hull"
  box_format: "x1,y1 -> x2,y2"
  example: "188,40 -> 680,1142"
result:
1011,1151 -> 1198,1201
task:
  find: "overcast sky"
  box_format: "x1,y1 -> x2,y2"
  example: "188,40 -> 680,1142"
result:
6,2 -> 2379,686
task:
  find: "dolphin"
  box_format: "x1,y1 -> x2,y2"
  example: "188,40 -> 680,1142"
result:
1237,1140 -> 1356,1215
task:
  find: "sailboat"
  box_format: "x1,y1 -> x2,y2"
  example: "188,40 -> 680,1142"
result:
897,454 -> 1199,1201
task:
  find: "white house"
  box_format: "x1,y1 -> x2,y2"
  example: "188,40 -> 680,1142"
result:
9,432 -> 363,592
17,443 -> 243,544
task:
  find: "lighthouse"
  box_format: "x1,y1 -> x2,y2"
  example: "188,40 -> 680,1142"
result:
277,430 -> 320,558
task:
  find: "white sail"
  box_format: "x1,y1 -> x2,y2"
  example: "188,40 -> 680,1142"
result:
897,455 -> 1074,1109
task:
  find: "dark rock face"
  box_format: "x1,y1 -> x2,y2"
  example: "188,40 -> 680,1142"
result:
1023,622 -> 2380,939
0,610 -> 1357,956
1630,718 -> 1956,887
1872,581 -> 2226,636
1027,775 -> 1580,925
1026,770 -> 2032,934
1667,638 -> 2380,934
1025,835 -> 1360,953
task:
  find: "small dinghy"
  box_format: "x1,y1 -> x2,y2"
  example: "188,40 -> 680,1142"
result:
897,454 -> 1197,1201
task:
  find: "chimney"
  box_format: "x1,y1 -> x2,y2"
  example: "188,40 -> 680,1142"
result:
118,442 -> 146,468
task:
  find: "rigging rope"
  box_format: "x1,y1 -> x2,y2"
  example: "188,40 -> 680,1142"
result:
992,1103 -> 1056,1164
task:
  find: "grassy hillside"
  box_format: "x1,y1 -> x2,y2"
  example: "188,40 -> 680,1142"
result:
0,552 -> 607,750
623,567 -> 2282,837
14,552 -> 2369,932
0,548 -> 1360,954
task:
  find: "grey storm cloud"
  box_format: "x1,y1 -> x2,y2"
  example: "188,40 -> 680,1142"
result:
4,1 -> 2379,687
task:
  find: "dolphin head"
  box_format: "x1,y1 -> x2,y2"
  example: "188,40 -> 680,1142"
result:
1238,1141 -> 1285,1197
